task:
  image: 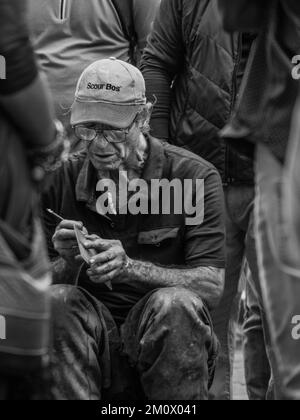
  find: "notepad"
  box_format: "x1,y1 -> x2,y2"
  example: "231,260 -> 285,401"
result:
74,225 -> 112,290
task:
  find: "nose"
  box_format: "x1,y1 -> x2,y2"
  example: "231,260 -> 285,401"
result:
94,133 -> 109,148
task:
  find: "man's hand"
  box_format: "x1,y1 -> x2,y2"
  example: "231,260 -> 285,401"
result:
84,236 -> 128,284
52,220 -> 87,265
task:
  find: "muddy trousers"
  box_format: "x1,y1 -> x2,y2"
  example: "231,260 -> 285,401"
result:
50,285 -> 219,400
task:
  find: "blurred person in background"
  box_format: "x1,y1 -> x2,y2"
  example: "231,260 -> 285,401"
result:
218,0 -> 300,400
140,0 -> 266,400
0,0 -> 67,400
27,0 -> 160,146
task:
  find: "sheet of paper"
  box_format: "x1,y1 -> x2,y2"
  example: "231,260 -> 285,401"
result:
74,225 -> 112,290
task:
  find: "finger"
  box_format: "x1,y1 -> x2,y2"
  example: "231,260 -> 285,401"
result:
87,269 -> 119,284
57,220 -> 84,230
75,254 -> 84,262
84,239 -> 111,252
53,238 -> 78,248
54,229 -> 78,241
89,249 -> 118,266
90,260 -> 120,276
86,269 -> 106,284
99,269 -> 120,283
84,234 -> 100,241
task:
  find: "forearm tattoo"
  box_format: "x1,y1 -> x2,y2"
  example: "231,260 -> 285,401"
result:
125,259 -> 225,310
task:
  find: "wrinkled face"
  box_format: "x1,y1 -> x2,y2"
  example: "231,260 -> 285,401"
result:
75,120 -> 142,172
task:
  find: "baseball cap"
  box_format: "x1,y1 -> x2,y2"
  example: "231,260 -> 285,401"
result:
71,58 -> 146,128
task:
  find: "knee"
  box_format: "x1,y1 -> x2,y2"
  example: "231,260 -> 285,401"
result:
149,287 -> 206,319
51,285 -> 82,307
50,285 -> 93,323
50,285 -> 104,343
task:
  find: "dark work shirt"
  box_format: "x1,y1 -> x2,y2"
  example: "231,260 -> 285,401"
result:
42,136 -> 225,323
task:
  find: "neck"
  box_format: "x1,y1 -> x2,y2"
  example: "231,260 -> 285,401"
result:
137,132 -> 148,156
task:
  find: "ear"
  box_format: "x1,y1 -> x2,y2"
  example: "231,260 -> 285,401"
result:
136,103 -> 153,131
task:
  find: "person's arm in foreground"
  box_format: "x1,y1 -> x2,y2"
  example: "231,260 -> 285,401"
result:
0,0 -> 55,149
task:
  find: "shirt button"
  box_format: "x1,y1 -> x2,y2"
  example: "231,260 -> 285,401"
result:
111,222 -> 116,229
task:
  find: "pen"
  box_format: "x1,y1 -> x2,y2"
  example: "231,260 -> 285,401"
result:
48,209 -> 113,291
46,208 -> 64,222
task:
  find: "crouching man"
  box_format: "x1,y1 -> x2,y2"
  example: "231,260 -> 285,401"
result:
42,58 -> 226,400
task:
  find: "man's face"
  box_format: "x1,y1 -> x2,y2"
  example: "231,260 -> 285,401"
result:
76,120 -> 141,172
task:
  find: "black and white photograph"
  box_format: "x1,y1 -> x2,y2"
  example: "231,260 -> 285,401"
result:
0,0 -> 300,404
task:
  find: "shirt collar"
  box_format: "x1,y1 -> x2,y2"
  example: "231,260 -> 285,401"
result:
141,135 -> 165,181
75,157 -> 96,204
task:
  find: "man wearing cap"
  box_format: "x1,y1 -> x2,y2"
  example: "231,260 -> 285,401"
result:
42,58 -> 226,400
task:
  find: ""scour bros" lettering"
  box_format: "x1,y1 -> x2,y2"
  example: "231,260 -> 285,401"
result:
87,82 -> 121,92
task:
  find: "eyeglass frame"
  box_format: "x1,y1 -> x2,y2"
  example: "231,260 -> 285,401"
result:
72,117 -> 139,144
72,96 -> 157,143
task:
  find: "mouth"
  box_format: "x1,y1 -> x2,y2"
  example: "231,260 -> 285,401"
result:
94,153 -> 117,161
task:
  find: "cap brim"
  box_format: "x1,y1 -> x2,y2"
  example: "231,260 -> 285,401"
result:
70,101 -> 143,128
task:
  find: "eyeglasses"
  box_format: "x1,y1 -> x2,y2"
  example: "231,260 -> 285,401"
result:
73,121 -> 135,143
